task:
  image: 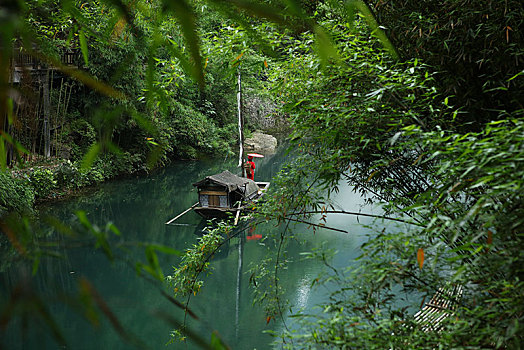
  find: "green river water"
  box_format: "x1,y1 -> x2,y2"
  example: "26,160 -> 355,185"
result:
1,146 -> 388,349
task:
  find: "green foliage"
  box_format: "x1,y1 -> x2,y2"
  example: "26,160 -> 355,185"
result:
53,160 -> 81,189
278,118 -> 524,348
370,0 -> 524,127
76,210 -> 121,261
28,168 -> 57,199
0,171 -> 34,217
69,119 -> 97,161
168,224 -> 230,298
3,0 -> 522,348
245,5 -> 524,348
266,19 -> 443,205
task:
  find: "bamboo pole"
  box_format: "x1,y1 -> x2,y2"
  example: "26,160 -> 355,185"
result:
287,210 -> 424,227
233,201 -> 242,226
165,202 -> 199,225
59,83 -> 72,157
37,83 -> 44,160
237,69 -> 245,177
55,78 -> 63,157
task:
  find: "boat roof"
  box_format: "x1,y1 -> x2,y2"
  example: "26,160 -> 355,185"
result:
193,170 -> 259,196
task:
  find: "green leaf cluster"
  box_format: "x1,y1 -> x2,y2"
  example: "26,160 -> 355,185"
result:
0,171 -> 34,217
168,223 -> 230,298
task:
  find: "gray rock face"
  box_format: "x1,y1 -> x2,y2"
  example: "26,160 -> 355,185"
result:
244,132 -> 278,154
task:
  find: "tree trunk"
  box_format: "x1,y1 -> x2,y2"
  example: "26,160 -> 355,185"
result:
42,69 -> 50,158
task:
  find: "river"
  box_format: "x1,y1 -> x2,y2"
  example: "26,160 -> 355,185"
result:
1,146 -> 385,349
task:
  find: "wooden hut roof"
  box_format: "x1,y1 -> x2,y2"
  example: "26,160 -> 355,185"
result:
193,170 -> 259,196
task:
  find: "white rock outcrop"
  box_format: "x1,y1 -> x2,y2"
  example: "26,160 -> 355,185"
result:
244,132 -> 278,154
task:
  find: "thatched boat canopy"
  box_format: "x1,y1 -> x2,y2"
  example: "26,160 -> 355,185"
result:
193,170 -> 260,197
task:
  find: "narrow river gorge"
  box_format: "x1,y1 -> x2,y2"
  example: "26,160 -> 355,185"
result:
2,145 -> 389,349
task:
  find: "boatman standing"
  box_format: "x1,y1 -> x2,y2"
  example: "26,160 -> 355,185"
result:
245,155 -> 256,180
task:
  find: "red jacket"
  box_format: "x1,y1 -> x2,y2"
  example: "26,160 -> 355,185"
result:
246,160 -> 255,180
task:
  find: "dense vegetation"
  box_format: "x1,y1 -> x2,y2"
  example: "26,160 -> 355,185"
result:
168,1 -> 524,348
254,2 -> 524,348
1,0 -> 276,207
1,0 -> 523,349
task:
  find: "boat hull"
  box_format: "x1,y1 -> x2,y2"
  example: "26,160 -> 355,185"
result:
193,206 -> 238,219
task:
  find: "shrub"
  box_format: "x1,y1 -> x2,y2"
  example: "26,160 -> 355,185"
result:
54,160 -> 82,189
69,119 -> 96,161
0,172 -> 35,217
78,166 -> 105,187
29,169 -> 57,199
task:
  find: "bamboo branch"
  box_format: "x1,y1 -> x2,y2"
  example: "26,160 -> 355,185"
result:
281,216 -> 349,233
287,210 -> 424,227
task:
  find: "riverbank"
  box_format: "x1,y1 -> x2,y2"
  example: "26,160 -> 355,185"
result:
1,130 -> 284,217
1,154 -> 164,217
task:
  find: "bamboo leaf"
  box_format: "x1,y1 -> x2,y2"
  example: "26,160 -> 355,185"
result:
76,210 -> 92,230
210,331 -> 229,349
162,0 -> 204,86
146,142 -> 164,169
233,52 -> 244,62
313,25 -> 339,67
43,216 -> 75,237
344,0 -> 399,60
366,170 -> 379,182
79,29 -> 89,65
82,143 -> 101,170
147,244 -> 182,256
32,257 -> 41,276
78,278 -> 144,346
106,223 -> 121,236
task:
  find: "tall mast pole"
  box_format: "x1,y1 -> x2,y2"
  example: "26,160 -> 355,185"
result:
237,68 -> 245,177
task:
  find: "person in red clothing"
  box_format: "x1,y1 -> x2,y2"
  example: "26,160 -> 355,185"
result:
245,155 -> 256,180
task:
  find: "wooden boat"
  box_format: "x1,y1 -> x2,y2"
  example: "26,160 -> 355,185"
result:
192,170 -> 269,219
165,71 -> 270,226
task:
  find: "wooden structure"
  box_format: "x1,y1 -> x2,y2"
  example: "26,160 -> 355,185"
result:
192,170 -> 269,219
164,170 -> 269,225
4,43 -> 79,164
414,284 -> 464,332
10,44 -> 79,82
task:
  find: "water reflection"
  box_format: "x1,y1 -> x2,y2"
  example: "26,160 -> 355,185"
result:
1,144 -> 385,349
